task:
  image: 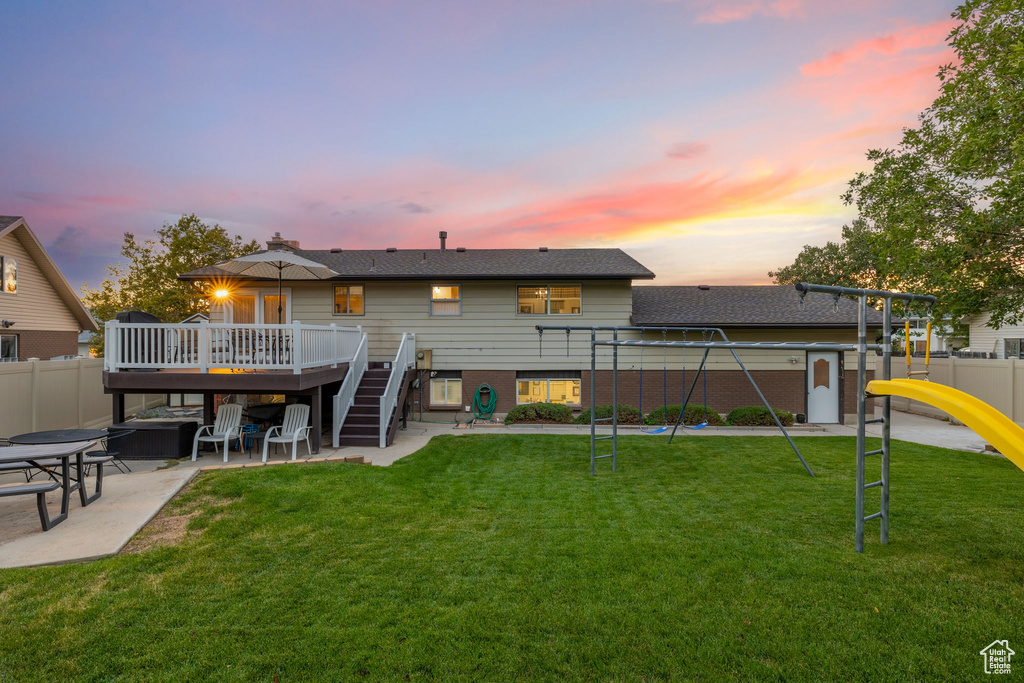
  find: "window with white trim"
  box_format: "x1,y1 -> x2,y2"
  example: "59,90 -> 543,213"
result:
430,285 -> 461,316
1,256 -> 16,294
0,334 -> 17,361
1005,339 -> 1023,359
430,372 -> 463,406
517,285 -> 581,315
334,285 -> 364,315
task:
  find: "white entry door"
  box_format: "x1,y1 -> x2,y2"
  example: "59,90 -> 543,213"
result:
806,352 -> 840,423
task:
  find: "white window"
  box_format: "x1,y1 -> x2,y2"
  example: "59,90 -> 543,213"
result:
430,285 -> 461,316
227,289 -> 291,324
0,334 -> 16,361
430,377 -> 462,406
334,285 -> 364,315
1005,339 -> 1023,359
516,378 -> 581,405
517,285 -> 581,315
1,256 -> 16,294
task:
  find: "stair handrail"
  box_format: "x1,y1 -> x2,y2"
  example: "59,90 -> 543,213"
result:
332,331 -> 368,448
379,333 -> 416,448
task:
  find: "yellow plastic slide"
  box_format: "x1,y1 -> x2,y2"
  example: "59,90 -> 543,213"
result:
866,379 -> 1024,472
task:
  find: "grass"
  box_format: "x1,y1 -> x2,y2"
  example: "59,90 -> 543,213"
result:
1,434 -> 1023,680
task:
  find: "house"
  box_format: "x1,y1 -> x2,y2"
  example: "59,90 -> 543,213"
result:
964,311 -> 1024,358
104,232 -> 891,450
77,331 -> 95,358
0,217 -> 97,361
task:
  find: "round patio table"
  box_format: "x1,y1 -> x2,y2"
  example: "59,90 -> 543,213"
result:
8,429 -> 109,445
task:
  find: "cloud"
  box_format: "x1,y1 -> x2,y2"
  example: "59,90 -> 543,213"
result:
801,19 -> 956,77
693,0 -> 807,24
398,202 -> 433,214
47,225 -> 123,287
666,142 -> 709,160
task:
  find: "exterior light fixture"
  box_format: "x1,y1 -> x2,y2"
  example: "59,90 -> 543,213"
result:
214,289 -> 230,300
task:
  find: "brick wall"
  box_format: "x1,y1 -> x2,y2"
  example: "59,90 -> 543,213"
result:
5,329 -> 79,361
409,365 -> 872,421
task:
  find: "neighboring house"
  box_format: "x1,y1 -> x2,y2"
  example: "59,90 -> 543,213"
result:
0,216 -> 97,361
901,315 -> 959,354
965,311 -> 1024,358
179,312 -> 209,324
77,330 -> 96,358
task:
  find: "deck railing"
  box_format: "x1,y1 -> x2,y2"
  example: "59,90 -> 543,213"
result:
380,333 -> 416,448
332,332 -> 368,447
104,320 -> 362,374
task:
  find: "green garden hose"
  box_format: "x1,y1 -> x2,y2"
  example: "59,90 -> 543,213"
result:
472,384 -> 497,419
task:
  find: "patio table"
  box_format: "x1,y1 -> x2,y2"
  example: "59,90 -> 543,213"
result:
9,429 -> 109,446
0,440 -> 99,529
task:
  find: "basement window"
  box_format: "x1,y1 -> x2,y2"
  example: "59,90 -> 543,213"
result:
516,371 -> 581,405
430,371 -> 463,407
0,334 -> 16,361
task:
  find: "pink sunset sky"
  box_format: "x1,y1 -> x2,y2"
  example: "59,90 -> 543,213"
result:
0,0 -> 960,289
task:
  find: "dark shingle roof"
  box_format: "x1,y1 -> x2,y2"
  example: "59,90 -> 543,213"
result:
181,248 -> 654,281
632,285 -> 888,328
0,216 -> 23,231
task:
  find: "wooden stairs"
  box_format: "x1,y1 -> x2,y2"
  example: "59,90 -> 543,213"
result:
335,363 -> 414,448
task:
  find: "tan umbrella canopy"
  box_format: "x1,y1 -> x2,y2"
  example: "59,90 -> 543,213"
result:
216,251 -> 338,323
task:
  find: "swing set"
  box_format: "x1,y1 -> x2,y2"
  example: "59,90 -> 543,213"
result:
637,328 -> 710,434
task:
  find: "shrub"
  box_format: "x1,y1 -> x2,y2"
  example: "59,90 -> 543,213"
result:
642,404 -> 724,427
725,406 -> 795,427
573,404 -> 641,425
504,402 -> 575,425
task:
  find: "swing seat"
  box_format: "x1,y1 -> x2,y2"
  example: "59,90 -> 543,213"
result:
641,426 -> 671,434
679,420 -> 710,431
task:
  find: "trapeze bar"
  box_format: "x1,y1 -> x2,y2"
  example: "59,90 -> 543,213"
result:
593,340 -> 879,352
795,282 -> 937,305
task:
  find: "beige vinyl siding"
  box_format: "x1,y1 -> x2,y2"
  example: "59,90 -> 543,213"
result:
0,232 -> 79,331
214,279 -> 873,372
968,312 -> 1024,358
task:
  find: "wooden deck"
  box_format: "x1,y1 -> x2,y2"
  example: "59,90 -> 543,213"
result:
103,364 -> 350,453
103,364 -> 348,393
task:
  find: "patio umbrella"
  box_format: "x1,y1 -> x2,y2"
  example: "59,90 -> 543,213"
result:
216,251 -> 338,323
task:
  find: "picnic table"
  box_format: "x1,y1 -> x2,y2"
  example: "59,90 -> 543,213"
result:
0,440 -> 99,530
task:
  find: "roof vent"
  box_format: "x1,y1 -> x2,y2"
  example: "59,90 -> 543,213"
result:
538,247 -> 548,252
420,251 -> 427,264
386,247 -> 397,253
698,284 -> 711,290
330,248 -> 343,253
456,247 -> 466,253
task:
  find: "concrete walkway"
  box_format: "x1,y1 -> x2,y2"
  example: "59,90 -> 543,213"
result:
0,467 -> 197,569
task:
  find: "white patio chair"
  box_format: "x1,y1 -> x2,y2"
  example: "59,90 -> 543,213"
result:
262,404 -> 312,462
191,403 -> 244,462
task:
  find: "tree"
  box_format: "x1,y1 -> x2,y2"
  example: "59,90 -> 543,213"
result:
82,215 -> 260,354
772,0 -> 1024,324
767,219 -> 884,290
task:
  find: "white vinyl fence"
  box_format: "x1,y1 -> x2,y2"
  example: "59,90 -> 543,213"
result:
0,358 -> 164,437
887,357 -> 1024,425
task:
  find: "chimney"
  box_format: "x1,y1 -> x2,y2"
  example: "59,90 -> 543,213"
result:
439,231 -> 447,251
267,231 -> 301,251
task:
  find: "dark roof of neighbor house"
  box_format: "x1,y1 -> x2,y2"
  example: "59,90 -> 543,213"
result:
632,285 -> 890,328
0,216 -> 22,231
180,248 -> 655,281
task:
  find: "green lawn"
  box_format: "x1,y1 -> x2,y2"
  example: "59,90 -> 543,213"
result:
2,434 -> 1023,681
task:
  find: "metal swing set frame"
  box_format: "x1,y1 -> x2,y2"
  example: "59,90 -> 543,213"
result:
541,281 -> 938,553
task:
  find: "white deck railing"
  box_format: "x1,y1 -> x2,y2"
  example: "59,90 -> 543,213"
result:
332,333 -> 368,447
104,321 -> 362,374
380,333 -> 416,448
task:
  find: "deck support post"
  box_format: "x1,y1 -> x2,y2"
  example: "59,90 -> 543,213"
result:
203,393 -> 215,428
310,386 -> 322,453
112,392 -> 125,424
